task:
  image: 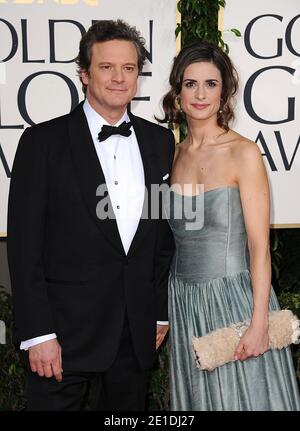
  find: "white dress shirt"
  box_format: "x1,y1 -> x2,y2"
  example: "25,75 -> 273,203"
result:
85,99 -> 145,255
20,99 -> 167,351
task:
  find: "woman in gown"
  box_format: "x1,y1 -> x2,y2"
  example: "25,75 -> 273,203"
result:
160,41 -> 300,411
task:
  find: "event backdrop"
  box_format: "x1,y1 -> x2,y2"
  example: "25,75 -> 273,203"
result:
1,0 -> 299,233
0,0 -> 178,234
222,0 -> 300,227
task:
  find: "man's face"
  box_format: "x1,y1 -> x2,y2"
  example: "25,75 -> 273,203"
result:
81,39 -> 139,121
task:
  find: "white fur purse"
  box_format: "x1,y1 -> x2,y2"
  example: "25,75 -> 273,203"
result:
192,309 -> 300,371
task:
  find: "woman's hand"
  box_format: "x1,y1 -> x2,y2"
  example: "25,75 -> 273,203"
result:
234,322 -> 269,361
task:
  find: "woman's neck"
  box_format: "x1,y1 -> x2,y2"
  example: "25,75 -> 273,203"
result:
186,118 -> 225,149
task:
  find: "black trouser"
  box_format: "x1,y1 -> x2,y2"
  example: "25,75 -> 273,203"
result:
26,317 -> 149,411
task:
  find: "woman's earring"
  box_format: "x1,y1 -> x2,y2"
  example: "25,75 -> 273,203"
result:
218,105 -> 225,125
219,100 -> 223,115
218,101 -> 224,116
176,97 -> 183,113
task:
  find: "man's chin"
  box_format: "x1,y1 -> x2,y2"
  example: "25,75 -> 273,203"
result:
108,100 -> 134,110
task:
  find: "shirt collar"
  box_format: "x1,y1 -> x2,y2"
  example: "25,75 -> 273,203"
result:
83,99 -> 129,138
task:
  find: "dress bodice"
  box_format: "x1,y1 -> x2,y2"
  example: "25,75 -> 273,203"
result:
167,187 -> 249,280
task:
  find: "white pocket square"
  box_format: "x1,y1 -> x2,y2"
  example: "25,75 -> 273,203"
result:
162,173 -> 169,180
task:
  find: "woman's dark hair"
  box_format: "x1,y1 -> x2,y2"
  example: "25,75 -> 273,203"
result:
76,19 -> 147,94
160,41 -> 238,131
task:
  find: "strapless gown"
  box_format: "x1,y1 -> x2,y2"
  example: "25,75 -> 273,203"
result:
167,186 -> 300,411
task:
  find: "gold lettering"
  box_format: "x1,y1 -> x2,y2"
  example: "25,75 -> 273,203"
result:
0,0 -> 99,4
84,0 -> 99,5
13,0 -> 34,3
55,0 -> 79,4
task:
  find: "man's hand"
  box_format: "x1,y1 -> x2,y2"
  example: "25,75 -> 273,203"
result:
29,338 -> 63,382
156,324 -> 169,349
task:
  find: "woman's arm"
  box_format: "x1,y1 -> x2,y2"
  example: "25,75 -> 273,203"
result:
233,139 -> 271,360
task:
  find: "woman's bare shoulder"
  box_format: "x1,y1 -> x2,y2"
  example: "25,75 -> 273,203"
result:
228,130 -> 261,161
176,139 -> 188,149
173,139 -> 187,161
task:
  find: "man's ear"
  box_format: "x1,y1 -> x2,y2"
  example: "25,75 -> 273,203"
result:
81,69 -> 89,85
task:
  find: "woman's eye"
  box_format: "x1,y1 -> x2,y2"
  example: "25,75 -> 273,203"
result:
185,81 -> 196,88
207,81 -> 217,87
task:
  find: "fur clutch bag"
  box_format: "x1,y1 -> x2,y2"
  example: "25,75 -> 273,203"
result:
192,309 -> 300,371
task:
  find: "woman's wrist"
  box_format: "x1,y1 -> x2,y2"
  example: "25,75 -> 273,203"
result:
250,312 -> 269,328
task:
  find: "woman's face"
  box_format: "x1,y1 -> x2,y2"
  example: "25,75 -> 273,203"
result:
179,61 -> 223,123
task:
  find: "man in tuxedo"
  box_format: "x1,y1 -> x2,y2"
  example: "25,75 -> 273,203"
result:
7,19 -> 175,410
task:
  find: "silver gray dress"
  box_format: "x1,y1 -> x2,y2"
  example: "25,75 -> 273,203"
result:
167,186 -> 300,411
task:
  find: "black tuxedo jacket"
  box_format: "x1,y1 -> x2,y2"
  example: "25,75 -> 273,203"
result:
7,102 -> 175,371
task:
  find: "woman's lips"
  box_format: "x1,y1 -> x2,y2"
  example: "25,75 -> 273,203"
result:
191,103 -> 209,110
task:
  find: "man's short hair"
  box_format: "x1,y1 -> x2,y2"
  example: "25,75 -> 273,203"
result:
76,19 -> 147,94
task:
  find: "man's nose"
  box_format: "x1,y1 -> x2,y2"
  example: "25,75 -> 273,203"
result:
112,68 -> 125,82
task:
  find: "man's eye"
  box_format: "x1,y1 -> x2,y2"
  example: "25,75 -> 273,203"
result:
124,66 -> 135,72
100,65 -> 111,70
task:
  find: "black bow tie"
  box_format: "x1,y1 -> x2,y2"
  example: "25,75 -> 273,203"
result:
98,121 -> 132,142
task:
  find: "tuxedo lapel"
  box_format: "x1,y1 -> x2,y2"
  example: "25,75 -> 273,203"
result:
127,113 -> 160,257
67,103 -> 124,255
